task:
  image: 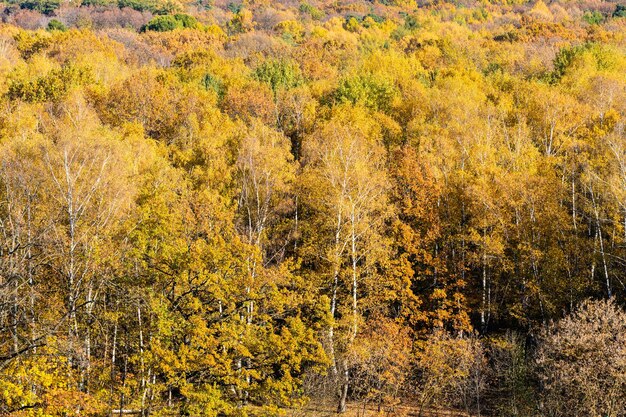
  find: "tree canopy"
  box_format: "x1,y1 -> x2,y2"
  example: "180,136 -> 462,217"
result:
0,0 -> 625,415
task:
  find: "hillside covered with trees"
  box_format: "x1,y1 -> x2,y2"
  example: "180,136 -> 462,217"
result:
0,0 -> 625,415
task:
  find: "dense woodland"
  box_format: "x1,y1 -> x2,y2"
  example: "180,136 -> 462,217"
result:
0,0 -> 625,415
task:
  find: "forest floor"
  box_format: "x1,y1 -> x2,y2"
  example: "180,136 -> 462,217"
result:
285,402 -> 471,417
108,403 -> 471,416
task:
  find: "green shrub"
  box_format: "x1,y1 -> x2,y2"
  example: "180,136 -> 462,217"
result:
201,73 -> 224,98
81,0 -> 115,6
404,14 -> 419,30
582,10 -> 604,24
253,59 -> 303,94
227,1 -> 241,13
613,4 -> 626,17
335,73 -> 397,112
117,0 -> 179,13
548,43 -> 619,84
143,14 -> 179,31
19,0 -> 60,15
47,19 -> 67,31
117,0 -> 156,12
364,13 -> 385,24
173,13 -> 198,28
142,13 -> 198,31
551,44 -> 588,81
299,2 -> 324,20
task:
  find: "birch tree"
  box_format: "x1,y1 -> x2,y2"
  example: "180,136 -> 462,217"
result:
299,105 -> 391,412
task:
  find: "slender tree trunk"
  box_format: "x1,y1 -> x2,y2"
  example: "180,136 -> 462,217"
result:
138,304 -> 147,415
119,336 -> 128,417
329,263 -> 339,377
328,206 -> 343,379
338,364 -> 349,413
590,189 -> 611,297
336,215 -> 360,414
350,216 -> 358,343
481,228 -> 488,333
597,225 -> 611,298
109,314 -> 118,413
572,176 -> 577,230
27,195 -> 35,351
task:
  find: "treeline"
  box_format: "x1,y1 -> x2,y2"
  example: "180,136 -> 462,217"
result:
0,0 -> 625,415
2,0 -> 626,33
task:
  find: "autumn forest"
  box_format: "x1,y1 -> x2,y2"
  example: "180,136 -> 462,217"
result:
0,0 -> 625,415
